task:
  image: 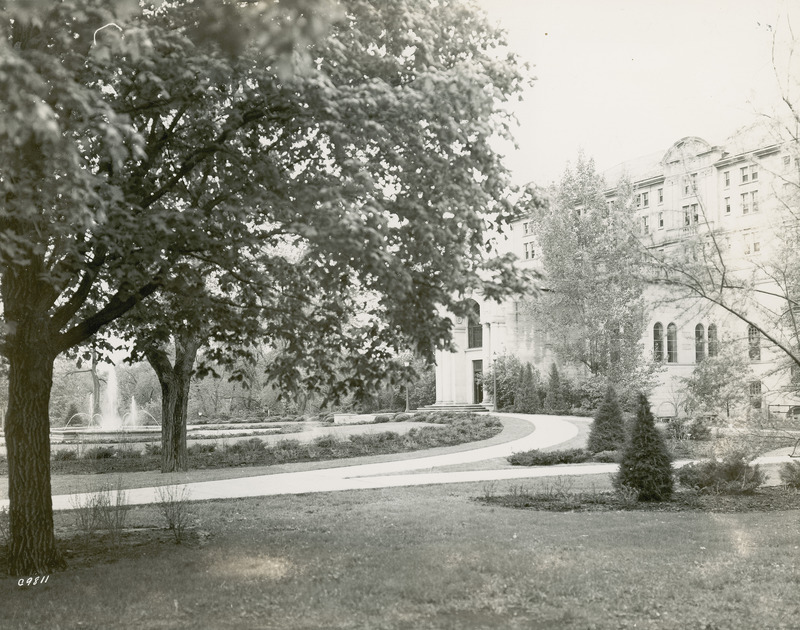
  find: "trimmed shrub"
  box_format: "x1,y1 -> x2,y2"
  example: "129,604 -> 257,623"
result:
83,446 -> 116,460
144,443 -> 162,456
225,437 -> 266,455
116,448 -> 142,459
591,450 -> 621,463
188,443 -> 216,455
372,414 -> 392,423
313,435 -> 338,448
53,449 -> 78,461
677,453 -> 766,494
392,412 -> 412,422
615,393 -> 674,502
508,448 -> 590,466
587,385 -> 625,453
779,460 -> 800,488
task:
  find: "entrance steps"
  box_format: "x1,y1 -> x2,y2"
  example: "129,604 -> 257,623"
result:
419,403 -> 492,413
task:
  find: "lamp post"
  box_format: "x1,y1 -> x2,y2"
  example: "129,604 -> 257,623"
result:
404,361 -> 410,412
492,353 -> 497,412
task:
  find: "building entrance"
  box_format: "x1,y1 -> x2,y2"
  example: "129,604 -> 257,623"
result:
472,360 -> 483,404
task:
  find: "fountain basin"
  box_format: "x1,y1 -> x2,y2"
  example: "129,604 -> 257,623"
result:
49,426 -> 163,444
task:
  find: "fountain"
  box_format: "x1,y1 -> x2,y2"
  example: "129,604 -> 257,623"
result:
53,364 -> 160,443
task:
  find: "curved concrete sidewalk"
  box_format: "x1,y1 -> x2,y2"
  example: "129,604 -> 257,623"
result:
2,414 -> 580,511
6,415 -> 792,511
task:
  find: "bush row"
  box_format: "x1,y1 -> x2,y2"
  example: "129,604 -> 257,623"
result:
41,412 -> 502,474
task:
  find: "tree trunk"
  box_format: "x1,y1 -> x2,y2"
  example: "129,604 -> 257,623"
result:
145,333 -> 200,473
3,306 -> 63,575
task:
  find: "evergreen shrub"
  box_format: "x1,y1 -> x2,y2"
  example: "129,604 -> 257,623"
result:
677,453 -> 766,494
513,363 -> 540,413
587,385 -> 626,453
508,448 -> 590,466
779,460 -> 800,488
614,393 -> 674,501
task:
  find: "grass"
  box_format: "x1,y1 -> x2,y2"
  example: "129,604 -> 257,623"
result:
1,483 -> 799,629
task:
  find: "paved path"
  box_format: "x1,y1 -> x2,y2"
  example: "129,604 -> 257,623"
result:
1,413 -> 581,511
2,413 -> 795,511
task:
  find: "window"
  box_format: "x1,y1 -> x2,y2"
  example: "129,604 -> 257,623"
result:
749,380 -> 762,409
524,241 -> 534,260
692,204 -> 699,223
751,190 -> 758,212
683,205 -> 691,226
748,325 -> 760,361
725,197 -> 731,214
751,165 -> 758,181
658,188 -> 664,204
667,323 -> 678,363
467,300 -> 482,349
708,324 -> 718,357
523,222 -> 529,234
653,323 -> 664,362
695,324 -> 705,363
741,166 -> 749,183
642,216 -> 649,234
753,241 -> 760,253
741,192 -> 749,214
724,171 -> 730,187
658,212 -> 664,229
642,191 -> 649,207
784,155 -> 791,167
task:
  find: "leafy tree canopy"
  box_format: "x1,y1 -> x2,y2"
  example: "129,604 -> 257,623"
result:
1,0 -> 534,392
0,0 -> 535,574
522,153 -> 647,385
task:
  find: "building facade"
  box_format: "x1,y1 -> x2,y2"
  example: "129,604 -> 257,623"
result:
434,123 -> 800,418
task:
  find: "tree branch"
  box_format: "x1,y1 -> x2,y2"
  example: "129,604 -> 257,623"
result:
55,279 -> 162,354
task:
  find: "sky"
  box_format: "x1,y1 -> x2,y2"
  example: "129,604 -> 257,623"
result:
478,0 -> 800,186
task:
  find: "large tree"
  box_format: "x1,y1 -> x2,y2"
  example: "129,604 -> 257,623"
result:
0,0 -> 533,574
523,154 -> 649,392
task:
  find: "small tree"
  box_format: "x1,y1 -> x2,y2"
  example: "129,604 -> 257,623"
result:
615,393 -> 674,501
587,385 -> 625,452
513,362 -> 540,413
682,340 -> 751,420
543,363 -> 565,412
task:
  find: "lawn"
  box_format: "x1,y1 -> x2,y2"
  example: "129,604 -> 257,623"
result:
2,482 -> 799,629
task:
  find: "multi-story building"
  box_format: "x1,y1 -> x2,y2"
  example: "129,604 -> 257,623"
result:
433,122 -> 800,419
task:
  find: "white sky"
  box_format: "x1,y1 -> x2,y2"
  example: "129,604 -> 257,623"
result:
479,0 -> 800,185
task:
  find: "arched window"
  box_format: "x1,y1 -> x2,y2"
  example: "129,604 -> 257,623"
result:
666,323 -> 678,363
653,322 -> 664,361
748,325 -> 761,361
707,324 -> 718,357
467,300 -> 482,349
695,324 -> 705,363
